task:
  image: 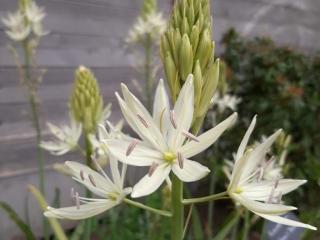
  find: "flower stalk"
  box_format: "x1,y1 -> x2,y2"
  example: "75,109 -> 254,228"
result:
123,198 -> 172,217
182,191 -> 228,205
171,175 -> 184,240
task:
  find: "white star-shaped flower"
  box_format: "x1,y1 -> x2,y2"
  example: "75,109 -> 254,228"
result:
106,76 -> 237,198
2,10 -> 31,41
227,116 -> 316,230
44,158 -> 131,220
40,115 -> 82,155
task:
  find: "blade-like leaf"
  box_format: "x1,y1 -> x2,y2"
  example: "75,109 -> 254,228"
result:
28,185 -> 68,240
0,201 -> 36,240
213,211 -> 240,240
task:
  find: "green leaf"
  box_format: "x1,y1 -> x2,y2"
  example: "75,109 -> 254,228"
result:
0,201 -> 36,240
28,185 -> 68,240
213,211 -> 240,240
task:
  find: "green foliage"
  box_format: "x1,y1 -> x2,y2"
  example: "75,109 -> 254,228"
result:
0,202 -> 35,240
220,28 -> 320,237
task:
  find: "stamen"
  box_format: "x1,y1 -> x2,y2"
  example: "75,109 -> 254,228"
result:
137,114 -> 149,128
274,178 -> 279,189
177,152 -> 184,169
170,110 -> 177,129
267,186 -> 275,203
148,162 -> 159,177
75,192 -> 80,210
126,139 -> 138,156
70,188 -> 75,202
276,192 -> 283,204
88,174 -> 96,187
182,130 -> 199,142
258,167 -> 264,181
80,170 -> 85,181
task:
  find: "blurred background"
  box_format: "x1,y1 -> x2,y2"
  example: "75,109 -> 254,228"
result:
0,0 -> 319,239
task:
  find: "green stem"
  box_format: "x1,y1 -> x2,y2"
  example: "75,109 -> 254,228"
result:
144,33 -> 153,111
182,191 -> 228,205
242,210 -> 250,240
171,174 -> 184,240
22,40 -> 48,240
84,134 -> 93,240
123,198 -> 172,217
207,164 -> 217,239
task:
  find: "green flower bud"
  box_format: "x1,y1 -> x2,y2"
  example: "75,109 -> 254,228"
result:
190,26 -> 200,54
179,34 -> 193,81
198,59 -> 219,117
193,60 -> 202,107
195,29 -> 213,70
164,52 -> 179,98
69,66 -> 103,133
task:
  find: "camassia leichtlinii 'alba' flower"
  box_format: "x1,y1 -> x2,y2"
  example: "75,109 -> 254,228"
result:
106,75 -> 237,198
40,115 -> 82,155
227,116 -> 317,230
44,158 -> 131,219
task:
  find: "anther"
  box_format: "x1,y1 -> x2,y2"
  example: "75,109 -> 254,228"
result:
137,114 -> 149,128
80,170 -> 85,181
182,130 -> 199,142
148,162 -> 159,177
177,152 -> 184,169
75,192 -> 80,210
88,174 -> 96,187
126,139 -> 138,156
70,188 -> 75,202
170,110 -> 177,129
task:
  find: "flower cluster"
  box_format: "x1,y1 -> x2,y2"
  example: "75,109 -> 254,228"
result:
2,0 -> 48,42
43,75 -> 316,231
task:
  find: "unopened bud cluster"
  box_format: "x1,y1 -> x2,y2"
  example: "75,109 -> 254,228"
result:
69,66 -> 104,133
161,0 -> 219,123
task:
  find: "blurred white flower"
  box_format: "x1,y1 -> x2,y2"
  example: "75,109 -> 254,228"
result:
2,11 -> 31,41
126,13 -> 166,44
44,159 -> 131,220
25,2 -> 45,23
211,93 -> 241,113
106,76 -> 237,198
227,116 -> 316,230
40,116 -> 82,155
2,1 -> 48,41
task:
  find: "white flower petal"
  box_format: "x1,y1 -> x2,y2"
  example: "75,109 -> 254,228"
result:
241,129 -> 282,182
121,84 -> 167,151
106,139 -> 163,166
168,75 -> 194,149
116,93 -> 163,151
172,159 -> 210,182
153,79 -> 170,135
236,115 -> 256,161
131,163 -> 171,198
253,211 -> 317,230
241,179 -> 306,201
231,193 -> 296,215
109,157 -> 122,191
180,113 -> 237,158
44,200 -> 117,220
66,161 -> 114,196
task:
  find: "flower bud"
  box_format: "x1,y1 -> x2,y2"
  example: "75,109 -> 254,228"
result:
193,60 -> 203,107
198,59 -> 219,117
179,34 -> 193,81
164,52 -> 179,97
69,66 -> 103,133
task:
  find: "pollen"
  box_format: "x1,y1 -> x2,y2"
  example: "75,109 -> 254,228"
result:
235,187 -> 243,194
163,151 -> 175,162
